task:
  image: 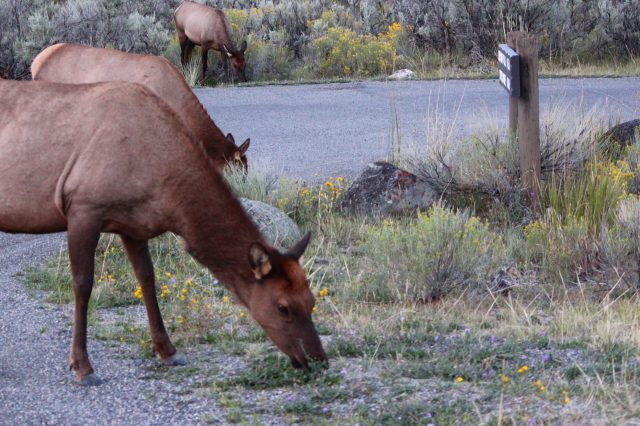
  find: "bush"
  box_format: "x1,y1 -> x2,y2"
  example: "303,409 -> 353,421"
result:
244,34 -> 295,81
355,204 -> 507,302
308,26 -> 395,77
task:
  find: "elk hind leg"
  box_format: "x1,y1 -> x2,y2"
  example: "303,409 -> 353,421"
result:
67,213 -> 102,386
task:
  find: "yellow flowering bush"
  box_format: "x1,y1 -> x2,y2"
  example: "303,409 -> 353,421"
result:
276,176 -> 347,226
310,26 -> 395,77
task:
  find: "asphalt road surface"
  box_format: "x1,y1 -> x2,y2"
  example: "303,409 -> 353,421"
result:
197,77 -> 640,181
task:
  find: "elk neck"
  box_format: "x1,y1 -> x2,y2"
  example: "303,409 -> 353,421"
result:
168,165 -> 264,306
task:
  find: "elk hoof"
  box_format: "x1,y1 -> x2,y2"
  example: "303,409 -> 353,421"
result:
162,352 -> 187,366
77,373 -> 102,386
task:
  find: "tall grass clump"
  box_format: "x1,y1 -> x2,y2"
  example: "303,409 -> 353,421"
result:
402,102 -> 606,222
606,196 -> 640,289
353,204 -> 507,303
526,161 -> 634,284
224,163 -> 276,204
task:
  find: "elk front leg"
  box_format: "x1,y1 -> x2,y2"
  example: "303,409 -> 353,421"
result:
220,51 -> 230,83
67,214 -> 102,386
121,236 -> 186,366
179,37 -> 189,67
201,48 -> 209,84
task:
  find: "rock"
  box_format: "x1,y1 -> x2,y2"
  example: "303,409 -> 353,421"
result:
388,69 -> 415,80
600,119 -> 640,154
240,198 -> 301,250
338,161 -> 437,216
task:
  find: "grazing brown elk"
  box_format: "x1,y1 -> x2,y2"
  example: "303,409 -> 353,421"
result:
174,1 -> 247,83
31,43 -> 250,172
0,79 -> 325,385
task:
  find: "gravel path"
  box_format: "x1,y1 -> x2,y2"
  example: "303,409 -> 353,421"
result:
0,233 -> 224,425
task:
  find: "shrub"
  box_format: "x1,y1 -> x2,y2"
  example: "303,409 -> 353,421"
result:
244,34 -> 295,81
355,204 -> 507,302
308,26 -> 395,78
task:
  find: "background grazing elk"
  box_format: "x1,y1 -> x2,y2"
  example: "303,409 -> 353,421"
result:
0,79 -> 325,385
174,1 -> 247,83
31,43 -> 250,172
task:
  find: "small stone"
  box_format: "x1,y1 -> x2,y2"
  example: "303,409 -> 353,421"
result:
389,69 -> 416,80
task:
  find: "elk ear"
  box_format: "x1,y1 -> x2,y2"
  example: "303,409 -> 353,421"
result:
287,232 -> 311,262
249,242 -> 272,280
226,133 -> 236,144
223,44 -> 233,58
240,40 -> 247,53
239,138 -> 250,154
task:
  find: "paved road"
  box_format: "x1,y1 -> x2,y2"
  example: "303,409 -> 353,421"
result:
197,77 -> 640,181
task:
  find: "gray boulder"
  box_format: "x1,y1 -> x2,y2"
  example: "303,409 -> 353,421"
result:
240,198 -> 301,249
600,119 -> 640,155
338,161 -> 437,216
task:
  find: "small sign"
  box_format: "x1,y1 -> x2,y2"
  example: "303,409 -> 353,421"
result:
498,44 -> 520,97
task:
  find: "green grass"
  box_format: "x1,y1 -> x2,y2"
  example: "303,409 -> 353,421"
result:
213,352 -> 341,391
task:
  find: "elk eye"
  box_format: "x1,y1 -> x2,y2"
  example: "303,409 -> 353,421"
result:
277,304 -> 289,316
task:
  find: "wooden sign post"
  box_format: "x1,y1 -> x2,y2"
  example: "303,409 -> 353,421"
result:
501,31 -> 541,206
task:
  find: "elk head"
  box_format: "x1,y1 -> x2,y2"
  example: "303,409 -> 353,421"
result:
246,233 -> 327,369
222,41 -> 247,82
225,133 -> 250,172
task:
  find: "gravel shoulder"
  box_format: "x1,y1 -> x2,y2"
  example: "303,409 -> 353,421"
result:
0,233 -> 225,425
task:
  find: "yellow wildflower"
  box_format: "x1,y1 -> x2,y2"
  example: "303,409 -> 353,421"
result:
165,272 -> 172,279
319,288 -> 329,297
502,375 -> 510,384
312,306 -> 317,313
223,295 -> 230,304
134,286 -> 143,300
239,311 -> 246,319
517,365 -> 529,374
456,376 -> 464,383
177,314 -> 184,324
